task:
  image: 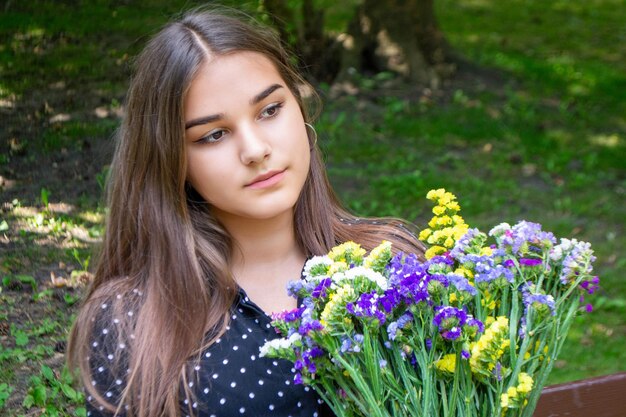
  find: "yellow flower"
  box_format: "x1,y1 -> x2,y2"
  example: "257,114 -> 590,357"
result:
480,246 -> 493,256
329,261 -> 348,275
419,228 -> 432,241
507,387 -> 518,398
328,241 -> 366,264
426,188 -> 446,201
470,316 -> 510,378
452,212 -> 464,222
425,245 -> 446,260
433,205 -> 446,216
451,223 -> 468,238
438,216 -> 453,227
500,393 -> 509,408
435,353 -> 457,374
517,373 -> 534,394
454,267 -> 474,279
364,240 -> 392,272
320,285 -> 355,327
437,193 -> 453,206
446,201 -> 460,212
449,293 -> 458,303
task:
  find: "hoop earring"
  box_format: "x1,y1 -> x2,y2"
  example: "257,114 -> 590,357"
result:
305,122 -> 318,148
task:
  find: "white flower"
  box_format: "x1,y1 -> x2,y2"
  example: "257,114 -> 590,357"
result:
303,256 -> 333,280
488,222 -> 511,237
335,266 -> 388,290
550,238 -> 576,262
259,333 -> 302,357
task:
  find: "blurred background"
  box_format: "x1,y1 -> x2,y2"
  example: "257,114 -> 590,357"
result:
1,0 -> 624,415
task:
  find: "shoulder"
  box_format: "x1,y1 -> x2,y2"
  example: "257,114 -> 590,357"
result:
74,282 -> 143,413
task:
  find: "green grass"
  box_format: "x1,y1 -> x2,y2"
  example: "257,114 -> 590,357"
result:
0,0 -> 625,415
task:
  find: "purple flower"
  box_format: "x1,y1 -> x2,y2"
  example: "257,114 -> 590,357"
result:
510,221 -> 557,254
380,288 -> 402,313
519,258 -> 543,267
492,362 -> 503,381
461,350 -> 470,360
301,346 -> 324,373
580,276 -> 600,294
294,373 -> 303,385
387,252 -> 427,286
503,259 -> 515,268
426,254 -> 455,274
272,307 -> 306,323
395,271 -> 431,305
298,319 -> 324,335
346,291 -> 387,324
433,306 -> 468,341
466,317 -> 484,333
425,338 -> 432,350
442,327 -> 462,340
311,278 -> 332,298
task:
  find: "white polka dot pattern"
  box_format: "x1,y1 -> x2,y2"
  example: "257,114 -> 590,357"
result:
85,289 -> 333,416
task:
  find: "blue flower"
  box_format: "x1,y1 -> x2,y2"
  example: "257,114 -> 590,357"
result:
387,312 -> 413,340
286,280 -> 305,297
522,285 -> 556,317
498,221 -> 556,256
449,228 -> 484,259
446,273 -> 477,296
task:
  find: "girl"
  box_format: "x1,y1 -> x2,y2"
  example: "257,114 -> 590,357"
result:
68,8 -> 424,417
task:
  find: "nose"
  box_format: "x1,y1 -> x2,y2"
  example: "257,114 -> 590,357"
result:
239,124 -> 271,165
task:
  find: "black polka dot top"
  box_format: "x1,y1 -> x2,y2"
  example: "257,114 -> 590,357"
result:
86,288 -> 334,417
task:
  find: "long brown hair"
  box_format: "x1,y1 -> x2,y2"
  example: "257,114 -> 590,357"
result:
68,8 -> 424,417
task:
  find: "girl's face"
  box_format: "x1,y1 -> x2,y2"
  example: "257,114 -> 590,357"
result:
184,51 -> 311,224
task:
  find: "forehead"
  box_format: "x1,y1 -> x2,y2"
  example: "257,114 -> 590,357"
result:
184,51 -> 286,118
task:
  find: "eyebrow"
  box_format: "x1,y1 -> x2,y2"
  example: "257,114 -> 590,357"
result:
184,83 -> 284,130
250,83 -> 283,105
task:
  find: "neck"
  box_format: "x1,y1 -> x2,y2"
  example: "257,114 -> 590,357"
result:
214,209 -> 306,314
214,209 -> 305,281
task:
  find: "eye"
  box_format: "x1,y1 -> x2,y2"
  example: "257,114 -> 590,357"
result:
259,102 -> 284,120
195,128 -> 228,144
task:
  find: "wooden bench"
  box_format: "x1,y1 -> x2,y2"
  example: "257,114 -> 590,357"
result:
533,372 -> 626,417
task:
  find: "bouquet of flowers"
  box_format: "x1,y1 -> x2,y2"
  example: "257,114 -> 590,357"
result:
261,189 -> 599,417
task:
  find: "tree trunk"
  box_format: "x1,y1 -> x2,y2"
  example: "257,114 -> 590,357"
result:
264,0 -> 451,86
264,0 -> 339,83
337,0 -> 451,86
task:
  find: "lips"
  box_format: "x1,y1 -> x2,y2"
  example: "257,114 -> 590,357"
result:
245,169 -> 286,189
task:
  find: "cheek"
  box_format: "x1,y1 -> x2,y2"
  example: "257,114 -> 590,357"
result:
186,152 -> 224,200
